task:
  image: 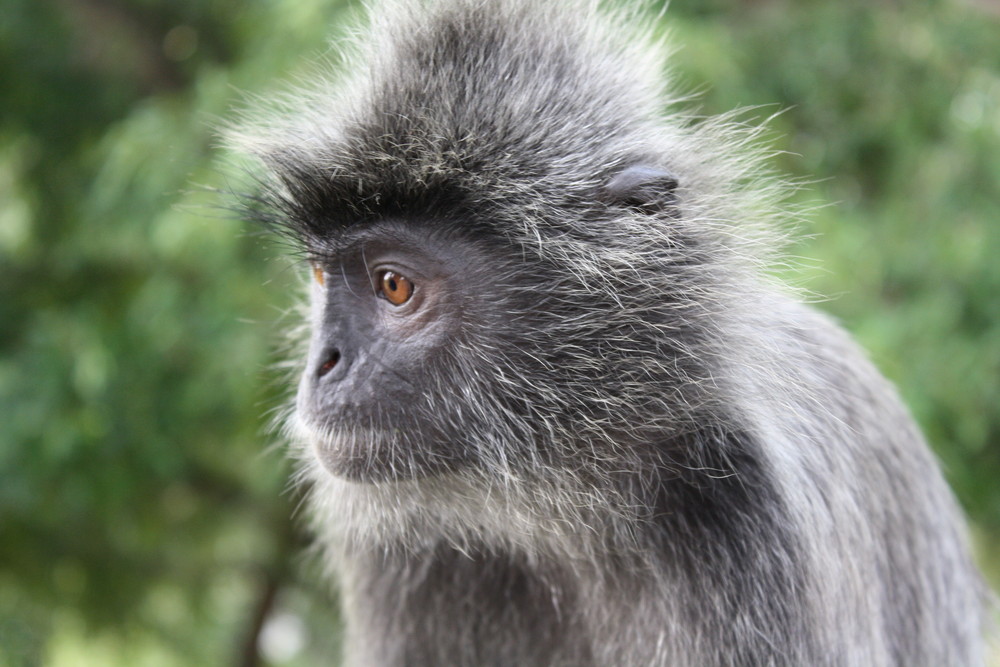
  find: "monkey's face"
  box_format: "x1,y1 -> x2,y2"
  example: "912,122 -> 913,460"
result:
294,219 -> 507,482
273,152 -> 698,485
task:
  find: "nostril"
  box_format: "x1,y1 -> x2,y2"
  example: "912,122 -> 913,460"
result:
317,349 -> 341,378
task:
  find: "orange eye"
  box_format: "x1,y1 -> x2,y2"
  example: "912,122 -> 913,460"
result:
312,264 -> 325,286
378,270 -> 414,306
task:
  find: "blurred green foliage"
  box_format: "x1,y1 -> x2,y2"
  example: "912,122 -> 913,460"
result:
0,0 -> 997,664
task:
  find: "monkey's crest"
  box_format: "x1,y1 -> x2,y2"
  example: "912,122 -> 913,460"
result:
236,0 -> 784,266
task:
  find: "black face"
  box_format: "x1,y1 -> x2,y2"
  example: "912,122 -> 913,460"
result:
296,220 -> 495,482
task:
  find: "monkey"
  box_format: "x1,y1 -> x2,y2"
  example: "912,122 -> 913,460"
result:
230,0 -> 988,665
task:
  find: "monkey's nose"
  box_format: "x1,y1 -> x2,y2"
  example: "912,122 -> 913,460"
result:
316,348 -> 342,379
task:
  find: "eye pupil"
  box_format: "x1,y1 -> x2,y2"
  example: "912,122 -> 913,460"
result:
379,270 -> 413,306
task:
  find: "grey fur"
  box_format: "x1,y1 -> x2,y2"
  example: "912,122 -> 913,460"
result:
231,1 -> 988,665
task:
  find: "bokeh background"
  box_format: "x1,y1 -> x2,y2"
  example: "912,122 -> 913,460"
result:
1,0 -> 998,664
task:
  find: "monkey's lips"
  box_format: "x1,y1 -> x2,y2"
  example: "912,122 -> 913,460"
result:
292,414 -> 465,483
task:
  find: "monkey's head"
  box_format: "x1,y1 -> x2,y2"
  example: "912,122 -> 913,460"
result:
234,1 -> 778,545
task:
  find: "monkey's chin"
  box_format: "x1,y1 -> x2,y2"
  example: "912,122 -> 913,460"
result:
292,417 -> 462,483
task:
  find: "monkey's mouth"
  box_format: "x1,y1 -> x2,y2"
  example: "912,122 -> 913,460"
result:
292,414 -> 466,483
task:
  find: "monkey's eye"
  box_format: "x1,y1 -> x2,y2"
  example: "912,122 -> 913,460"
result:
312,264 -> 325,286
377,270 -> 414,306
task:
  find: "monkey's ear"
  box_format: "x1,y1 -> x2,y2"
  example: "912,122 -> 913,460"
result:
603,165 -> 680,212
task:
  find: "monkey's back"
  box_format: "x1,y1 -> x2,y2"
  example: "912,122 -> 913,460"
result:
722,297 -> 987,666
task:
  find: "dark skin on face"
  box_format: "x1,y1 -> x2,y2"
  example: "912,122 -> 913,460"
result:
299,221 -> 492,482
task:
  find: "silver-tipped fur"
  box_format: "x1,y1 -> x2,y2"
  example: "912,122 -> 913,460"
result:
232,1 -> 988,665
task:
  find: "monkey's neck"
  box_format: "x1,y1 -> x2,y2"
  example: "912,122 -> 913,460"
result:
337,442 -> 811,667
341,544 -> 593,666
